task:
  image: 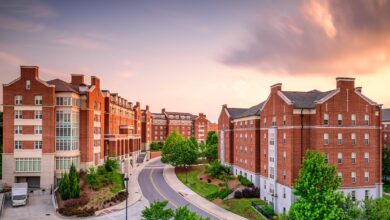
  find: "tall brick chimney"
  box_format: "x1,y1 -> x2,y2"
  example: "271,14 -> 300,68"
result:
271,83 -> 282,94
91,76 -> 100,89
146,105 -> 149,111
162,108 -> 166,114
20,66 -> 39,79
336,77 -> 355,90
71,74 -> 84,85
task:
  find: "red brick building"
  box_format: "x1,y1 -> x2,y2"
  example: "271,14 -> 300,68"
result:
141,105 -> 152,151
219,77 -> 383,214
208,122 -> 218,133
383,109 -> 390,148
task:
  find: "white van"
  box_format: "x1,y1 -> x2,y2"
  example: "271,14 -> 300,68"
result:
12,183 -> 28,206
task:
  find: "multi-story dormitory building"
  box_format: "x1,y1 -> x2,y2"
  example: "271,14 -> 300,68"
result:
151,108 -> 217,142
218,77 -> 383,214
2,66 -> 149,190
383,109 -> 390,148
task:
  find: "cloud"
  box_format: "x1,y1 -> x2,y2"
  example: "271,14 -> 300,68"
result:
0,51 -> 25,65
0,0 -> 56,18
0,16 -> 46,32
221,0 -> 390,76
112,71 -> 137,79
53,36 -> 108,49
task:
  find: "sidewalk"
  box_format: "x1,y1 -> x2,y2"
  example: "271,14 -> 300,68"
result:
95,156 -> 160,216
163,165 -> 247,220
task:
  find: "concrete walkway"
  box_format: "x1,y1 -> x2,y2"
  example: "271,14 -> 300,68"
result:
163,165 -> 247,220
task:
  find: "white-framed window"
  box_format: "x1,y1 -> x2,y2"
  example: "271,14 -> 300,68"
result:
338,172 -> 343,180
351,152 -> 356,164
338,153 -> 342,164
365,190 -> 369,200
14,125 -> 23,134
338,133 -> 343,145
26,80 -> 31,90
364,114 -> 369,125
338,114 -> 343,126
364,133 -> 369,145
15,95 -> 22,105
56,156 -> 79,170
283,187 -> 286,198
14,141 -> 22,149
283,170 -> 286,180
264,118 -> 267,126
351,190 -> 356,201
15,110 -> 23,119
34,141 -> 42,149
35,110 -> 42,119
351,133 -> 356,145
324,113 -> 329,125
364,152 -> 369,164
283,133 -> 286,144
364,171 -> 369,182
325,153 -> 329,163
15,158 -> 41,172
283,151 -> 287,161
35,96 -> 42,105
283,115 -> 286,125
272,116 -> 276,127
270,167 -> 275,179
34,125 -> 42,134
351,114 -> 356,126
351,172 -> 356,183
324,133 -> 329,145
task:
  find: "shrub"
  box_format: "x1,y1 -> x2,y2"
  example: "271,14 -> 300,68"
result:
234,190 -> 243,199
105,159 -> 119,172
58,172 -> 71,200
206,187 -> 232,200
205,160 -> 231,180
86,168 -> 104,191
63,195 -> 89,209
238,175 -> 254,187
207,179 -> 212,183
241,187 -> 260,198
260,204 -> 275,217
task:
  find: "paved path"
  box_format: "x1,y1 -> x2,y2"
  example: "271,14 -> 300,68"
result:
138,159 -> 219,220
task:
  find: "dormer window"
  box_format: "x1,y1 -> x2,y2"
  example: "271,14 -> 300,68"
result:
26,80 -> 30,90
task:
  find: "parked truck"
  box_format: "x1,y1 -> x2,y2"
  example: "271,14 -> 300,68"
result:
11,183 -> 28,206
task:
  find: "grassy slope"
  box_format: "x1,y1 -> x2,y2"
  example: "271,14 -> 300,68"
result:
176,169 -> 218,198
221,198 -> 266,220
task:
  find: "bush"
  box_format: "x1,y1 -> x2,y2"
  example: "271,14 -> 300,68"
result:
206,187 -> 232,200
238,175 -> 254,187
86,168 -> 104,191
234,190 -> 243,199
241,187 -> 260,198
260,204 -> 275,217
205,160 -> 231,180
105,159 -> 119,172
63,195 -> 89,209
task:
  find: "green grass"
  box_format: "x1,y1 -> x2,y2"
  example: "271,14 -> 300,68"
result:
384,184 -> 390,193
221,198 -> 267,220
176,168 -> 219,198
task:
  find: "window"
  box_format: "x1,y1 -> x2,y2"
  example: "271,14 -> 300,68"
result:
351,191 -> 356,201
264,180 -> 266,189
283,151 -> 287,161
351,133 -> 356,145
56,157 -> 79,170
26,80 -> 31,90
324,113 -> 329,125
283,170 -> 286,180
364,114 -> 369,125
364,171 -> 369,182
264,118 -> 267,126
35,96 -> 42,105
272,116 -> 276,127
338,114 -> 343,126
325,153 -> 329,163
365,190 -> 369,200
351,114 -> 356,126
351,172 -> 356,183
338,133 -> 343,145
14,141 -> 22,149
270,167 -> 275,179
34,141 -> 42,149
283,115 -> 286,125
364,152 -> 369,164
14,125 -> 22,134
283,133 -> 286,144
35,110 -> 42,119
338,172 -> 343,180
15,95 -> 22,105
338,153 -> 342,164
283,187 -> 286,198
364,133 -> 369,145
351,152 -> 356,164
34,125 -> 42,134
324,133 -> 329,145
15,158 -> 41,172
15,110 -> 23,119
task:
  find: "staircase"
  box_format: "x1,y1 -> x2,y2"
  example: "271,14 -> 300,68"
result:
137,152 -> 147,164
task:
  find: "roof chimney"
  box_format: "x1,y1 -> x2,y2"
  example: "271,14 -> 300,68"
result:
355,86 -> 362,93
146,105 -> 149,111
91,76 -> 100,89
162,108 -> 166,114
336,77 -> 355,90
222,104 -> 227,109
71,74 -> 84,85
271,83 -> 282,94
20,66 -> 39,79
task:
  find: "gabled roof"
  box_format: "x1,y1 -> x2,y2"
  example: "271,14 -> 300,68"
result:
166,111 -> 196,120
47,79 -> 79,93
226,108 -> 248,119
234,101 -> 265,119
281,90 -> 335,109
383,109 -> 390,122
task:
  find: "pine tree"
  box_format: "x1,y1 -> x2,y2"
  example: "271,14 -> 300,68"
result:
59,172 -> 71,200
68,163 -> 80,198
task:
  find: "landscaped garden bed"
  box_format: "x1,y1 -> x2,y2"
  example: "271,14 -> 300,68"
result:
56,159 -> 127,217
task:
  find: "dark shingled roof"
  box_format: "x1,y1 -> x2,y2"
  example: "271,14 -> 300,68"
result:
281,90 -> 335,109
383,109 -> 390,122
226,108 -> 248,119
234,101 -> 265,119
47,79 -> 79,93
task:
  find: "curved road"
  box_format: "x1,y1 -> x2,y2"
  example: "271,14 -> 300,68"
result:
138,159 -> 218,220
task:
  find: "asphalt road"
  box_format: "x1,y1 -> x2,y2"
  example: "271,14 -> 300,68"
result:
138,159 -> 218,220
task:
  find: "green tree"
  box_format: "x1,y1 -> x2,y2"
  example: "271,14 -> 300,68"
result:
58,172 -> 71,200
206,131 -> 218,146
188,135 -> 198,150
383,147 -> 390,182
289,150 -> 344,220
339,195 -> 363,220
204,143 -> 218,162
68,163 -> 80,198
174,206 -> 210,220
161,130 -> 186,165
141,200 -> 174,220
362,197 -> 390,220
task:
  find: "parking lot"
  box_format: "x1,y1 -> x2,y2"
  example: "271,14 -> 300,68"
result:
2,190 -> 59,220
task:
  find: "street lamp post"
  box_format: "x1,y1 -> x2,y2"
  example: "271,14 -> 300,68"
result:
124,177 -> 129,220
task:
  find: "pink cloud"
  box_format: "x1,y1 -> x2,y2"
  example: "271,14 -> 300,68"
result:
53,36 -> 108,49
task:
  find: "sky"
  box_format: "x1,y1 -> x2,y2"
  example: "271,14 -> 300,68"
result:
1,0 -> 390,122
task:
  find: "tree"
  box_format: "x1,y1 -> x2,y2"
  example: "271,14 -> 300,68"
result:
58,172 -> 71,200
161,130 -> 186,165
206,131 -> 218,146
141,201 -> 174,220
204,143 -> 218,162
288,150 -> 344,220
68,163 -> 80,198
362,197 -> 390,220
339,195 -> 363,220
174,206 -> 210,220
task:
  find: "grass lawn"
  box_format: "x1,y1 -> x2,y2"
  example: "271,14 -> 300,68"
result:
384,184 -> 390,193
221,198 -> 266,220
176,168 -> 219,198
